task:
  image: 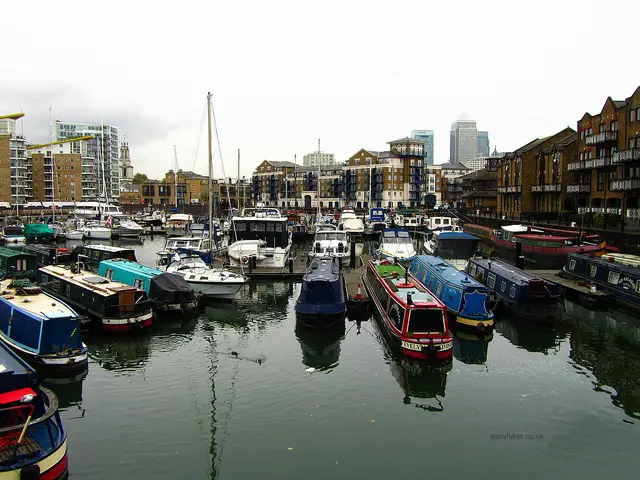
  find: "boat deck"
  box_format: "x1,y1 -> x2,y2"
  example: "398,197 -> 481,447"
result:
528,270 -> 610,299
0,279 -> 76,319
374,260 -> 439,305
0,434 -> 40,462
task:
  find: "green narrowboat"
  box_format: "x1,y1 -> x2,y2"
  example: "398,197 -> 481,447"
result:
0,246 -> 38,279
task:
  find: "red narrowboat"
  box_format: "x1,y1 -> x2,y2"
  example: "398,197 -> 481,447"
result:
462,223 -> 494,240
362,258 -> 452,360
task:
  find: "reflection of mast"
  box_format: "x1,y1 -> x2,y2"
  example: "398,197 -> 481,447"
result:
209,353 -> 219,479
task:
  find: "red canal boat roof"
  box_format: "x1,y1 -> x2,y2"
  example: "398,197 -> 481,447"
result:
373,261 -> 444,309
516,234 -> 574,242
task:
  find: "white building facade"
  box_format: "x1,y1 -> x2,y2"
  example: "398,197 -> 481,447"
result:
303,151 -> 335,167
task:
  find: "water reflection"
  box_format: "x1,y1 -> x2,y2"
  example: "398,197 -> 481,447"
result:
42,370 -> 88,419
235,282 -> 294,318
563,300 -> 640,421
389,357 -> 451,411
453,332 -> 493,364
294,321 -> 344,370
495,317 -> 566,354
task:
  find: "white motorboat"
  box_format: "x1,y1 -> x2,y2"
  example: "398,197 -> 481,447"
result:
165,213 -> 194,237
308,226 -> 351,266
157,252 -> 247,300
112,219 -> 144,238
73,201 -> 125,219
81,222 -> 112,240
228,208 -> 291,268
337,209 -> 365,236
0,224 -> 26,245
65,230 -> 84,240
377,228 -> 417,263
425,216 -> 460,232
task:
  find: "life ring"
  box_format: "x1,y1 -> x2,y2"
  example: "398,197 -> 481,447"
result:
396,282 -> 415,288
241,255 -> 250,265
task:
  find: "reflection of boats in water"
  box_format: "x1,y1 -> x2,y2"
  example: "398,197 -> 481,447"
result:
295,321 -> 344,369
563,299 -> 640,420
495,316 -> 565,354
41,369 -> 88,410
235,281 -> 294,314
453,331 -> 493,364
388,355 -> 451,410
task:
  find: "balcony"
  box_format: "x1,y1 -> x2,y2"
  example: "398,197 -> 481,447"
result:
585,131 -> 617,145
531,184 -> 562,193
566,183 -> 591,193
567,156 -> 611,171
612,148 -> 640,164
610,178 -> 640,191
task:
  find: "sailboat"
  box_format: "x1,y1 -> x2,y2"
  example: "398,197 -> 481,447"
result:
157,92 -> 247,300
81,127 -> 111,240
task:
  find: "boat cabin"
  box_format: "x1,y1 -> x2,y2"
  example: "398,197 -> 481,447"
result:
369,208 -> 385,223
230,217 -> 289,248
430,231 -> 481,259
74,244 -> 137,269
23,244 -> 72,267
0,246 -> 37,278
462,223 -> 494,240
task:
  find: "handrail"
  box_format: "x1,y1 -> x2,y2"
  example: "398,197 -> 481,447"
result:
0,387 -> 59,435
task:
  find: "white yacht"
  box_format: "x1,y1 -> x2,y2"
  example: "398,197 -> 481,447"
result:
337,208 -> 364,236
308,225 -> 350,266
157,252 -> 247,300
112,219 -> 144,238
73,202 -> 124,219
81,221 -> 112,240
377,228 -> 417,263
165,213 -> 194,237
425,216 -> 460,232
227,208 -> 291,268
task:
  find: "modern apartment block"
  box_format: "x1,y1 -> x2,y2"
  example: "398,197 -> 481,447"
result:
27,136 -> 96,202
56,121 -> 120,200
303,151 -> 335,167
410,130 -> 435,165
0,113 -> 28,204
450,114 -> 478,164
477,131 -> 490,157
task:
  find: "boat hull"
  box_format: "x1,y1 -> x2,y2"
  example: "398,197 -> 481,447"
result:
295,310 -> 346,329
186,280 -> 244,300
102,311 -> 153,331
82,229 -> 112,240
0,334 -> 88,373
0,440 -> 69,480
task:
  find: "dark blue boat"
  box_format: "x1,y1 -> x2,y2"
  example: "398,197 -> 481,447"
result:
409,255 -> 494,332
295,257 -> 347,328
466,257 -> 562,322
562,253 -> 640,310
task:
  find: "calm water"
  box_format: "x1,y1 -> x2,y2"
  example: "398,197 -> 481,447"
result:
45,236 -> 640,479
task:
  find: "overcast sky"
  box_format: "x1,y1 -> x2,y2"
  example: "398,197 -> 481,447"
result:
2,0 -> 639,180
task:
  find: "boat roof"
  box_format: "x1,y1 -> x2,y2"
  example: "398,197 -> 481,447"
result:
40,265 -> 139,297
433,231 -> 478,240
502,225 -> 530,232
0,279 -> 78,320
516,234 -> 573,242
468,257 -> 545,286
382,229 -> 411,237
373,261 -> 442,307
0,246 -> 33,258
304,257 -> 340,281
413,255 -> 486,288
99,259 -> 163,278
81,244 -> 134,253
167,213 -> 193,220
316,225 -> 339,232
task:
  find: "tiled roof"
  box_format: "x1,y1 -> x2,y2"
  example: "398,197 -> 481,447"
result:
387,137 -> 426,144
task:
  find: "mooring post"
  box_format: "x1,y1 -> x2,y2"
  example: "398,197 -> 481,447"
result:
350,241 -> 356,269
515,240 -> 525,270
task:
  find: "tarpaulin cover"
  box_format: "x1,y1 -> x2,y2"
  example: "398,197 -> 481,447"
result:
24,224 -> 55,238
149,272 -> 195,303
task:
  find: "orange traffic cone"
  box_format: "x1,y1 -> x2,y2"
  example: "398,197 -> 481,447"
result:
355,283 -> 363,300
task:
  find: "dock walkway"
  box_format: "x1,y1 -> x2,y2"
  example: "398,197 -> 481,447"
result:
529,269 -> 610,300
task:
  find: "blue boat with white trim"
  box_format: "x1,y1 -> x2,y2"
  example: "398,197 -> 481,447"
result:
295,257 -> 347,328
466,257 -> 562,322
409,255 -> 494,332
0,278 -> 88,373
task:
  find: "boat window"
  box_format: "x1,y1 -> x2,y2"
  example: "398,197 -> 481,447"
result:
275,223 -> 283,232
41,274 -> 48,283
635,280 -> 640,294
510,285 -> 516,298
16,259 -> 26,271
234,221 -> 247,232
608,271 -> 620,284
104,253 -> 111,259
134,278 -> 144,289
53,279 -> 61,291
105,269 -> 114,280
434,218 -> 441,225
568,259 -> 576,271
250,223 -> 266,232
189,275 -> 196,279
468,264 -> 477,277
501,281 -> 506,292
589,265 -> 597,278
408,309 -> 445,334
200,276 -> 208,281
487,273 -> 496,289
266,223 -> 275,232
66,284 -> 71,296
93,251 -> 100,260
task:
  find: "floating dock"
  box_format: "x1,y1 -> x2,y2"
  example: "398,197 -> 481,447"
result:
529,269 -> 610,301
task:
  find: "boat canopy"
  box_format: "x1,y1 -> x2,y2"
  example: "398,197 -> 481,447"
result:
24,224 -> 55,239
231,218 -> 289,248
149,272 -> 194,304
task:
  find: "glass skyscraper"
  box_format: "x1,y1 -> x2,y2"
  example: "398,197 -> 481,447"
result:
410,130 -> 435,165
477,131 -> 490,157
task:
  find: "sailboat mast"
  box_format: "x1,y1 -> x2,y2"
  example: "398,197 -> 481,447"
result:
207,93 -> 214,252
49,108 -> 55,223
237,148 -> 240,211
173,145 -> 178,208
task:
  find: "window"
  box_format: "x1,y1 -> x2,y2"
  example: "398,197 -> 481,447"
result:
53,279 -> 61,292
501,281 -> 507,292
134,278 -> 144,289
611,121 -> 618,131
468,264 -> 477,277
487,273 -> 496,288
632,110 -> 637,123
629,138 -> 636,149
568,259 -> 576,271
589,265 -> 597,278
607,271 -> 620,284
66,284 -> 71,296
105,268 -> 114,280
510,285 -> 516,298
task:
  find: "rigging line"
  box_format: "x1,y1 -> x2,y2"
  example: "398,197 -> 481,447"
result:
190,101 -> 208,172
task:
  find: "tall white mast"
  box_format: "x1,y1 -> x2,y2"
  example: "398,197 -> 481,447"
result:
173,145 -> 178,208
207,93 -> 214,252
49,108 -> 55,223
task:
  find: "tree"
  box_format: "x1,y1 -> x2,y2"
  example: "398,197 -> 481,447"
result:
132,173 -> 149,184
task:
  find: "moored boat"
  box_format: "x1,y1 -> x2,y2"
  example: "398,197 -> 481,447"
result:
98,259 -> 199,313
37,265 -> 153,331
295,257 -> 347,328
111,219 -> 144,238
466,257 -> 562,321
462,223 -> 493,240
562,253 -> 640,310
377,228 -> 417,264
365,207 -> 388,236
362,258 -> 453,360
409,255 -> 494,332
308,226 -> 350,266
0,342 -> 69,479
0,278 -> 88,372
23,244 -> 72,268
164,213 -> 194,237
337,209 -> 365,237
80,221 -> 112,240
424,231 -> 480,270
23,224 -> 56,242
73,244 -> 137,271
0,247 -> 37,279
0,224 -> 26,245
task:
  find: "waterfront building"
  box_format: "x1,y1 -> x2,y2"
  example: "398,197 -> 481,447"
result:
251,160 -> 298,207
0,113 -> 28,204
303,151 -> 335,167
438,162 -> 471,206
164,170 -> 208,206
531,133 -> 578,213
459,167 -> 498,214
450,114 -> 478,164
410,130 -> 435,166
120,183 -> 141,205
27,136 -> 96,202
497,127 -> 575,217
141,180 -> 187,207
56,120 -> 120,200
424,165 -> 442,207
477,131 -> 490,157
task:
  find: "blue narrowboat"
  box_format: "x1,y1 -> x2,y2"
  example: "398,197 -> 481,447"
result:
409,255 -> 494,332
0,279 -> 88,373
295,257 -> 347,328
98,259 -> 199,313
466,257 -> 562,322
562,253 -> 640,310
0,341 -> 69,479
